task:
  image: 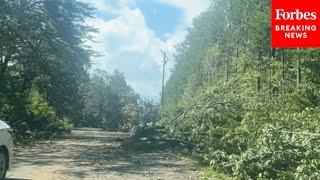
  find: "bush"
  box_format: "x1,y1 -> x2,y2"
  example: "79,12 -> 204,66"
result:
161,84 -> 320,179
26,88 -> 57,132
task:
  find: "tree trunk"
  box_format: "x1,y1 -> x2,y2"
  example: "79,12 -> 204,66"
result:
296,59 -> 301,86
281,52 -> 285,82
0,55 -> 9,86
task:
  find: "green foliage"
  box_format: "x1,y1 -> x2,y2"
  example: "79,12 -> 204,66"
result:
161,0 -> 320,179
0,0 -> 94,141
0,0 -> 158,143
26,88 -> 57,131
80,70 -> 159,131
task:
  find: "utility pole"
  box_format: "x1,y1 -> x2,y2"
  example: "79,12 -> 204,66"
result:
161,50 -> 168,108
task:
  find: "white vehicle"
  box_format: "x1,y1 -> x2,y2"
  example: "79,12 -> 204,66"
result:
0,120 -> 13,179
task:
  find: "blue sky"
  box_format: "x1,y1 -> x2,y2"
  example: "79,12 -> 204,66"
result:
135,1 -> 183,40
84,0 -> 211,100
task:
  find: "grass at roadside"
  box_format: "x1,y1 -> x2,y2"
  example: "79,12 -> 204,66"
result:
121,125 -> 235,180
181,154 -> 235,180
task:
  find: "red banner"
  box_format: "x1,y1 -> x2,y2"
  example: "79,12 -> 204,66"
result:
271,0 -> 320,48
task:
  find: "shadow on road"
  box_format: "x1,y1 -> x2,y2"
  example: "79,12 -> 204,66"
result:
8,128 -> 197,179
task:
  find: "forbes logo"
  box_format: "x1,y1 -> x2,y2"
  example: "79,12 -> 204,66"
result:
272,0 -> 320,48
276,9 -> 317,21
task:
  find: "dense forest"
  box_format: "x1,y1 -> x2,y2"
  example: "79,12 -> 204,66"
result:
0,0 -> 158,143
79,69 -> 159,131
2,0 -> 320,179
161,0 -> 320,179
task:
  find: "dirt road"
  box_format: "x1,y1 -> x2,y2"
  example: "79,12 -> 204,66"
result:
6,128 -> 199,180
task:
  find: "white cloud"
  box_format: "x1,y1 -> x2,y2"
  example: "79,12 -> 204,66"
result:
84,0 -> 210,100
86,7 -> 164,99
86,0 -> 211,24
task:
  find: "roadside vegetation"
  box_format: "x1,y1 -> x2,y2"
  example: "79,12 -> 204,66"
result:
1,0 -> 320,179
79,69 -> 159,131
0,0 -> 158,146
160,0 -> 320,179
